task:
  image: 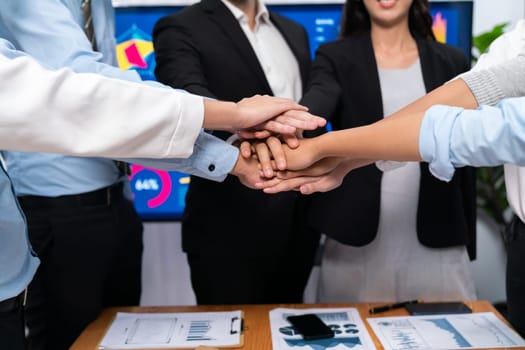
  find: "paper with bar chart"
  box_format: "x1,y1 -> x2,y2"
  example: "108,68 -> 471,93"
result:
367,312 -> 525,350
98,310 -> 242,349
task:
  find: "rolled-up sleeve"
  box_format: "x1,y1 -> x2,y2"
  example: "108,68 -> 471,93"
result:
419,105 -> 463,182
420,97 -> 525,181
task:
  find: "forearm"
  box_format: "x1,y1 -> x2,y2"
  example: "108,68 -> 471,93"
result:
202,99 -> 239,132
0,53 -> 203,159
310,79 -> 477,161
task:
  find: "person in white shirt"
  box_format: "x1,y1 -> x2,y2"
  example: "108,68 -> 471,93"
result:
0,40 -> 324,350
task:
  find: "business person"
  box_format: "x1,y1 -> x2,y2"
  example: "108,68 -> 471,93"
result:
0,1 -> 237,348
259,19 -> 525,335
291,0 -> 476,302
0,37 -> 323,349
153,0 -> 320,304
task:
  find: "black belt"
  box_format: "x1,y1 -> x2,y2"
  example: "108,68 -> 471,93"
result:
0,291 -> 25,313
18,182 -> 124,210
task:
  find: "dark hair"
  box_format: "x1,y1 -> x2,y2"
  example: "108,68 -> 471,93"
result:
339,0 -> 436,41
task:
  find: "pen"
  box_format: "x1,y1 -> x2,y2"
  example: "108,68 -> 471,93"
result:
369,299 -> 421,314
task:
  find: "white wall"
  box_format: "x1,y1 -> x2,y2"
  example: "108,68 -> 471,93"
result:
472,0 -> 524,35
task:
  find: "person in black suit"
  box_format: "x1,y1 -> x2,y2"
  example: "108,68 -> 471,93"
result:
294,0 -> 477,302
153,0 -> 319,304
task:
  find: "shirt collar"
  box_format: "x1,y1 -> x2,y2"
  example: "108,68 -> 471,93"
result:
220,0 -> 271,25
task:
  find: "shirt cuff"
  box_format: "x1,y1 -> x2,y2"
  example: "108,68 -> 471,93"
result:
419,105 -> 465,182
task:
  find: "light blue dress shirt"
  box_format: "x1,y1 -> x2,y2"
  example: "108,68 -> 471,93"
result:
0,0 -> 238,196
0,40 -> 40,301
419,97 -> 525,181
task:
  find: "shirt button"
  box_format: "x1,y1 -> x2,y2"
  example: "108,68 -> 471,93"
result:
208,164 -> 216,172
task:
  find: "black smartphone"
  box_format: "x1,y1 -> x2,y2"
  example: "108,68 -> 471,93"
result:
405,302 -> 472,315
286,314 -> 335,340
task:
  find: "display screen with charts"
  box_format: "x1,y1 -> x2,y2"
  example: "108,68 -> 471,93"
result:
113,0 -> 473,220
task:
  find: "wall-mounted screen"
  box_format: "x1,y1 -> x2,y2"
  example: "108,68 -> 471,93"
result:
115,0 -> 473,220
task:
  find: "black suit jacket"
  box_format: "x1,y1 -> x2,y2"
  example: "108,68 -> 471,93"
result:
301,34 -> 477,259
153,0 -> 313,256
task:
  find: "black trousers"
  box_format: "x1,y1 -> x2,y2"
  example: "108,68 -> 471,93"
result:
505,216 -> 525,337
18,184 -> 143,350
0,294 -> 26,350
187,225 -> 321,305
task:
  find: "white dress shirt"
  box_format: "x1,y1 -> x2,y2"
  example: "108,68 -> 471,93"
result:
0,40 -> 204,301
221,0 -> 302,101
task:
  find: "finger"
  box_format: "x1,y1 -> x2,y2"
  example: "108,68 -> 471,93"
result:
274,110 -> 326,130
276,169 -> 311,179
260,120 -> 296,135
282,134 -> 299,149
239,141 -> 253,159
253,176 -> 282,189
300,177 -> 336,194
256,177 -> 317,194
262,176 -> 320,193
254,142 -> 274,178
266,137 -> 287,170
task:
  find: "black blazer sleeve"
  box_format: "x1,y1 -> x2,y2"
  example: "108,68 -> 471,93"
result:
300,44 -> 342,119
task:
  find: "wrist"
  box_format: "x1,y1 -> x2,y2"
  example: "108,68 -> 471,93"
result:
203,100 -> 239,132
230,154 -> 247,178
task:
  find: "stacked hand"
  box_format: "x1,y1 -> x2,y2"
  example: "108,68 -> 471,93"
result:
233,125 -> 372,194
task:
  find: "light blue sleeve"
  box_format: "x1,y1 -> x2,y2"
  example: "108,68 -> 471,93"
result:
0,0 -> 143,82
0,0 -> 237,176
120,131 -> 240,182
420,97 -> 525,181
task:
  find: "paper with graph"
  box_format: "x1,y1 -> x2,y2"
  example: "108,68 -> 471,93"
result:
269,307 -> 376,350
367,312 -> 525,350
98,310 -> 242,349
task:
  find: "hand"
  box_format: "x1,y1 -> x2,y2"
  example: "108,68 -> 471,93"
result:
235,98 -> 326,138
239,136 -> 297,178
256,158 -> 372,194
229,153 -> 266,189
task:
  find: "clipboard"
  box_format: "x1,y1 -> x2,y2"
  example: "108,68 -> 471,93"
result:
97,310 -> 244,349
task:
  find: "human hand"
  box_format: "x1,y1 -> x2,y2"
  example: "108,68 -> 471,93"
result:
229,152 -> 267,189
234,97 -> 326,138
256,158 -> 372,194
238,136 -> 284,178
238,131 -> 307,178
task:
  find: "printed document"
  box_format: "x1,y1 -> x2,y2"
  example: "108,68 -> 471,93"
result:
98,310 -> 242,349
367,312 -> 525,350
269,307 -> 376,350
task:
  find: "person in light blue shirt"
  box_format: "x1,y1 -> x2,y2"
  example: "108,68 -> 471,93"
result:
0,1 -> 253,349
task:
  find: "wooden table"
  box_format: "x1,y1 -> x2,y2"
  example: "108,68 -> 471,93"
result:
71,301 -> 523,350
